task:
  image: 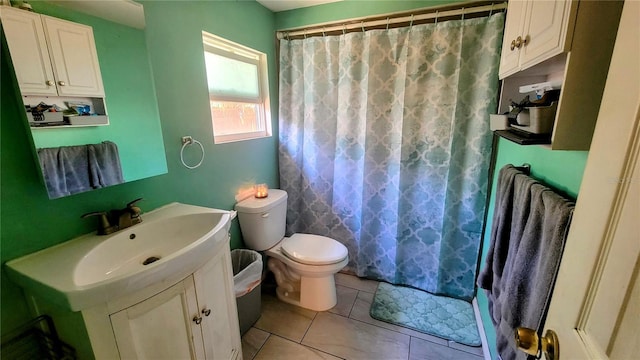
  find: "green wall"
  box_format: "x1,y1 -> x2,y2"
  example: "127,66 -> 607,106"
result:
1,1 -> 277,358
477,137 -> 588,359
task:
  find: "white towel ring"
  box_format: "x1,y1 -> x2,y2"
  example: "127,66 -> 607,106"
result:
180,136 -> 204,169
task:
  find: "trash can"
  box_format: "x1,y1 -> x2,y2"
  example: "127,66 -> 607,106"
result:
231,249 -> 263,335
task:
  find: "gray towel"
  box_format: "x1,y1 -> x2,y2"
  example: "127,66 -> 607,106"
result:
37,141 -> 124,198
477,165 -> 574,360
38,145 -> 92,198
88,141 -> 124,188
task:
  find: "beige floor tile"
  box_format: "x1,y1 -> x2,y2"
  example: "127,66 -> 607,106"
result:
409,337 -> 483,360
255,335 -> 342,360
448,340 -> 484,356
302,312 -> 410,360
241,327 -> 270,360
254,292 -> 317,342
328,285 -> 358,317
349,291 -> 448,346
335,273 -> 379,293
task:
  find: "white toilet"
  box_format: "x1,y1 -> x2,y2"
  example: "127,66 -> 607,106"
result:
235,189 -> 348,311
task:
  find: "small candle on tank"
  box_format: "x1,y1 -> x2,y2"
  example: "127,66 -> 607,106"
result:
254,184 -> 269,198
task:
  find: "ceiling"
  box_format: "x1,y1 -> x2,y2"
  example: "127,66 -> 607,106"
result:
256,0 -> 343,12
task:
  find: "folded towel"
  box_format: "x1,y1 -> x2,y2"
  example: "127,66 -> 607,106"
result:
477,165 -> 574,360
38,145 -> 92,198
88,141 -> 124,188
38,141 -> 124,198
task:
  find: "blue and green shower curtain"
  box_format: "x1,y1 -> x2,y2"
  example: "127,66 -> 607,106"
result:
278,13 -> 504,300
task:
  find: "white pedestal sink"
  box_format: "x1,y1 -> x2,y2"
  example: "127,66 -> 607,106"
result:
5,203 -> 243,360
6,202 -> 234,311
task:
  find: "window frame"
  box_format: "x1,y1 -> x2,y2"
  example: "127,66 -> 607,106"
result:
202,32 -> 271,144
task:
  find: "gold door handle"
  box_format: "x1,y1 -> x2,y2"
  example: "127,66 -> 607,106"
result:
58,80 -> 66,86
515,327 -> 560,360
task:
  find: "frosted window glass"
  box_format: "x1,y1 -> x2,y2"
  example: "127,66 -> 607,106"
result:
205,52 -> 259,99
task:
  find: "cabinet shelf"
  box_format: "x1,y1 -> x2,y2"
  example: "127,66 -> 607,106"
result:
495,129 -> 551,146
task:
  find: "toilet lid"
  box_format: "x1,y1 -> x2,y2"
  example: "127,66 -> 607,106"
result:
281,234 -> 348,265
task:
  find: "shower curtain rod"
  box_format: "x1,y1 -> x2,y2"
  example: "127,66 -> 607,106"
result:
276,0 -> 507,40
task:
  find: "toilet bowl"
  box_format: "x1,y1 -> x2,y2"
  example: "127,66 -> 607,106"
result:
235,190 -> 348,311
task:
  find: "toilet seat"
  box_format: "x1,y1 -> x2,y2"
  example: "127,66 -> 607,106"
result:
281,234 -> 348,265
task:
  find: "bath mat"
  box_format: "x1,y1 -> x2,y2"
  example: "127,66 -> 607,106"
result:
370,282 -> 481,346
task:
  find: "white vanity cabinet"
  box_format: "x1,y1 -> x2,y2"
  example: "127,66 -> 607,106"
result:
0,6 -> 104,97
84,246 -> 242,360
499,0 -> 576,79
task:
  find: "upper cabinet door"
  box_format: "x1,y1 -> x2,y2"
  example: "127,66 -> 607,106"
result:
498,0 -> 577,79
498,0 -> 527,78
519,0 -> 575,70
42,15 -> 105,97
0,7 -> 57,96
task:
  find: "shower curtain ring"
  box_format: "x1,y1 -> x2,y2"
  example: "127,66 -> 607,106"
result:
462,7 -> 465,20
489,3 -> 494,16
435,11 -> 439,25
342,24 -> 347,35
386,17 -> 390,30
361,21 -> 365,32
304,29 -> 307,39
409,14 -> 414,29
322,27 -> 326,37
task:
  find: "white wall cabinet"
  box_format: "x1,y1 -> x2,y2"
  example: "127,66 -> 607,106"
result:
0,6 -> 104,97
497,0 -> 623,150
104,248 -> 242,360
499,0 -> 576,79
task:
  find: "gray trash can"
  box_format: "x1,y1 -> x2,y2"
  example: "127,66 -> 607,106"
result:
231,249 -> 262,335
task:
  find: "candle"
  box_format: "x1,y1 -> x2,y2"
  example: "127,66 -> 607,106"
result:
254,184 -> 269,198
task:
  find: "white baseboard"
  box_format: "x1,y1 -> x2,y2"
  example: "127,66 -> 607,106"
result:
472,297 -> 492,360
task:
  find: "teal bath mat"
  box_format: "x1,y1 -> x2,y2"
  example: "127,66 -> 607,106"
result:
370,282 -> 481,346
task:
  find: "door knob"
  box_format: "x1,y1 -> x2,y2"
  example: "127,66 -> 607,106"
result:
193,315 -> 202,325
46,80 -> 54,86
58,80 -> 66,86
515,327 -> 560,360
202,308 -> 211,317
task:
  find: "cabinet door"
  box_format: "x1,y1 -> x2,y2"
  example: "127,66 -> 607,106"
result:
498,0 -> 527,78
194,249 -> 242,360
0,7 -> 57,95
42,15 -> 105,96
110,278 -> 206,360
519,0 -> 575,70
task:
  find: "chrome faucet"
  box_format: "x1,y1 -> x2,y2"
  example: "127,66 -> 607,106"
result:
82,198 -> 143,235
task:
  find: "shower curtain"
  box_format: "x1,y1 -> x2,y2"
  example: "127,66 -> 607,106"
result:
278,13 -> 504,300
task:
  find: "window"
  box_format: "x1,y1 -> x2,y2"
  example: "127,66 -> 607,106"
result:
202,32 -> 271,143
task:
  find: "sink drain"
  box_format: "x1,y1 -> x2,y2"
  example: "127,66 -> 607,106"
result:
142,256 -> 161,265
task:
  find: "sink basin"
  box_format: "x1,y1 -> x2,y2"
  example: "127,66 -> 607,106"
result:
5,203 -> 234,311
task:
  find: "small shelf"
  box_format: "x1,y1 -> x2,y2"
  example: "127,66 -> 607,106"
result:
495,129 -> 551,145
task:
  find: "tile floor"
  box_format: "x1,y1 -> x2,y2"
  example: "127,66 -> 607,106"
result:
241,273 -> 484,360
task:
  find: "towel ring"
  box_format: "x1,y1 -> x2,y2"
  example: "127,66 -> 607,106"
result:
180,136 -> 204,169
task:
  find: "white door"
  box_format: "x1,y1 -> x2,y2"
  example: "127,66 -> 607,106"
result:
0,7 -> 57,95
110,277 -> 206,360
541,1 -> 639,359
42,15 -> 105,96
194,249 -> 242,360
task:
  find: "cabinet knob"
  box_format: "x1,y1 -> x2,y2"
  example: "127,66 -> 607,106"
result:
512,36 -> 529,50
193,315 -> 203,325
46,80 -> 54,86
202,308 -> 211,317
58,80 -> 66,86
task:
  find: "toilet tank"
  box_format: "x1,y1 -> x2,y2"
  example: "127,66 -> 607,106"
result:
235,189 -> 287,251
